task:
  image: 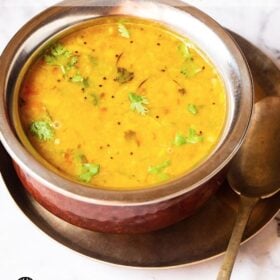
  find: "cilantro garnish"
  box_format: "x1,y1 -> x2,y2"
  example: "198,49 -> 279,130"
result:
51,43 -> 71,57
79,163 -> 100,183
67,56 -> 78,68
186,128 -> 204,144
128,93 -> 149,115
71,73 -> 84,83
44,43 -> 79,77
118,23 -> 130,38
148,160 -> 171,175
174,128 -> 204,146
44,43 -> 71,65
178,40 -> 192,60
174,134 -> 187,146
29,121 -> 54,141
178,40 -> 203,78
187,104 -> 198,115
180,62 -> 203,78
115,67 -> 134,84
71,73 -> 89,88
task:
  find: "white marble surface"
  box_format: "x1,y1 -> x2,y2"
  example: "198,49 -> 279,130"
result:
0,0 -> 279,279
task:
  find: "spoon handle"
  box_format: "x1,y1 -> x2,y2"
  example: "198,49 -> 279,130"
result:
217,195 -> 259,280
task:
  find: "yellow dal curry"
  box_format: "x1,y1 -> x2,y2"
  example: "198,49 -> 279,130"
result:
18,17 -> 227,190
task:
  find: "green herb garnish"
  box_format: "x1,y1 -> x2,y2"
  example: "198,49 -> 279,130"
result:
79,163 -> 100,183
178,40 -> 202,78
51,43 -> 71,57
44,43 -> 79,76
186,128 -> 204,144
118,23 -> 130,38
174,134 -> 187,146
178,40 -> 192,60
115,67 -> 134,84
71,73 -> 84,83
180,62 -> 203,78
29,121 -> 54,141
148,160 -> 171,175
128,93 -> 149,115
44,43 -> 71,64
71,73 -> 89,87
67,56 -> 78,68
187,104 -> 198,115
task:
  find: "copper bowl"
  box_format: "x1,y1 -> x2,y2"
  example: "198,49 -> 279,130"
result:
0,0 -> 253,233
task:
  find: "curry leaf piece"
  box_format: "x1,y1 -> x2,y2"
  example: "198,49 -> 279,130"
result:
30,121 -> 54,141
181,62 -> 203,78
115,67 -> 134,84
178,40 -> 192,60
187,104 -> 198,115
128,93 -> 149,115
79,163 -> 100,183
118,23 -> 130,39
148,160 -> 171,175
186,128 -> 204,144
174,133 -> 187,146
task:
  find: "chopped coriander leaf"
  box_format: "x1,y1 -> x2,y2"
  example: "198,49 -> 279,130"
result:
44,43 -> 78,76
68,56 -> 78,67
44,43 -> 71,65
30,121 -> 54,141
115,67 -> 134,84
181,62 -> 203,78
128,93 -> 149,115
186,128 -> 204,144
174,134 -> 187,146
187,104 -> 198,115
148,160 -> 171,175
71,73 -> 89,88
71,73 -> 84,83
44,55 -> 57,65
178,40 -> 192,60
50,43 -> 71,57
79,163 -> 100,183
118,23 -> 130,38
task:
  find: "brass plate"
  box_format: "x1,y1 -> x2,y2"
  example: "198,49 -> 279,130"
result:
0,32 -> 279,268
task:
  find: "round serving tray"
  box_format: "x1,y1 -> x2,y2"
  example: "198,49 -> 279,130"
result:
0,29 -> 279,267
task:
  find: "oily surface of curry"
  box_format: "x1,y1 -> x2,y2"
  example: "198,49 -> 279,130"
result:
18,17 -> 227,190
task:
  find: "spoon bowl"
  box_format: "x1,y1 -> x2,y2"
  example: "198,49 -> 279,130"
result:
228,96 -> 280,198
218,96 -> 280,280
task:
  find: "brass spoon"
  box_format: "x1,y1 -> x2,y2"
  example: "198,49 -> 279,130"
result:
217,96 -> 280,280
